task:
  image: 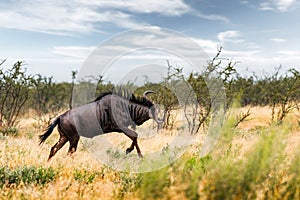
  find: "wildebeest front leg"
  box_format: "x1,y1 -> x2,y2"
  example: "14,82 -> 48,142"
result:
126,142 -> 134,154
125,124 -> 136,154
121,127 -> 143,158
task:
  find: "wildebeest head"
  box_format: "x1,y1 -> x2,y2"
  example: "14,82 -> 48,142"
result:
143,90 -> 165,125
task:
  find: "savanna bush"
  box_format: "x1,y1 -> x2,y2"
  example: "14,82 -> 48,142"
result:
0,166 -> 56,187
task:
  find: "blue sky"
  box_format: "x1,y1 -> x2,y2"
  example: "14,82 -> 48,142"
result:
0,0 -> 299,81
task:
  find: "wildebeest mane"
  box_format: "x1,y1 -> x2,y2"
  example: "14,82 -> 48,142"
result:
95,88 -> 154,108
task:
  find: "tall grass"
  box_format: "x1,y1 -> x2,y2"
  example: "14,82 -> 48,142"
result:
132,109 -> 299,200
0,106 -> 299,199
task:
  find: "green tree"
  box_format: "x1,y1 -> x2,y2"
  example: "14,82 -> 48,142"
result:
0,61 -> 33,127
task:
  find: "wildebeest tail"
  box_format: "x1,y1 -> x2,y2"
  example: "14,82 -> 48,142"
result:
39,118 -> 60,145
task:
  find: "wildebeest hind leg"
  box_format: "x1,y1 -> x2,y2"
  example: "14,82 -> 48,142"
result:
48,136 -> 68,161
67,134 -> 80,156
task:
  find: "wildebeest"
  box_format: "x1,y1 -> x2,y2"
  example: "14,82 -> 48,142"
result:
39,90 -> 164,160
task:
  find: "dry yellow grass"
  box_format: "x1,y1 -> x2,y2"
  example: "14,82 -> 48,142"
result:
0,106 -> 299,199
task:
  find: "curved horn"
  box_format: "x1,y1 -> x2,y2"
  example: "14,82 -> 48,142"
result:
143,90 -> 155,99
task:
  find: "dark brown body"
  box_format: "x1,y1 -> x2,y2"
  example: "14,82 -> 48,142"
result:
39,91 -> 163,161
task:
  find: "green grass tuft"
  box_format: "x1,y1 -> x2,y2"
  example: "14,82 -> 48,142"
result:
0,166 -> 56,187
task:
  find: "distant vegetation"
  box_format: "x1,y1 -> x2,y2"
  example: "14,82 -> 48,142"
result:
1,49 -> 300,132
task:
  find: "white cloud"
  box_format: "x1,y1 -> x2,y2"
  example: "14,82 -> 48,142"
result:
259,0 -> 297,12
50,44 -> 300,81
218,31 -> 240,41
50,31 -> 263,69
0,0 -> 193,35
196,13 -> 230,23
0,0 -> 231,35
241,0 -> 249,4
52,46 -> 96,59
259,2 -> 275,11
0,1 -> 149,35
276,0 -> 297,11
50,29 -> 263,68
12,27 -> 300,82
76,0 -> 229,23
270,38 -> 287,43
192,38 -> 220,55
75,0 -> 191,16
277,50 -> 300,56
217,31 -> 243,43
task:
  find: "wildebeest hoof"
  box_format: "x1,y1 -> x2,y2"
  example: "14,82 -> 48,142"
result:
138,153 -> 144,158
126,148 -> 133,154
